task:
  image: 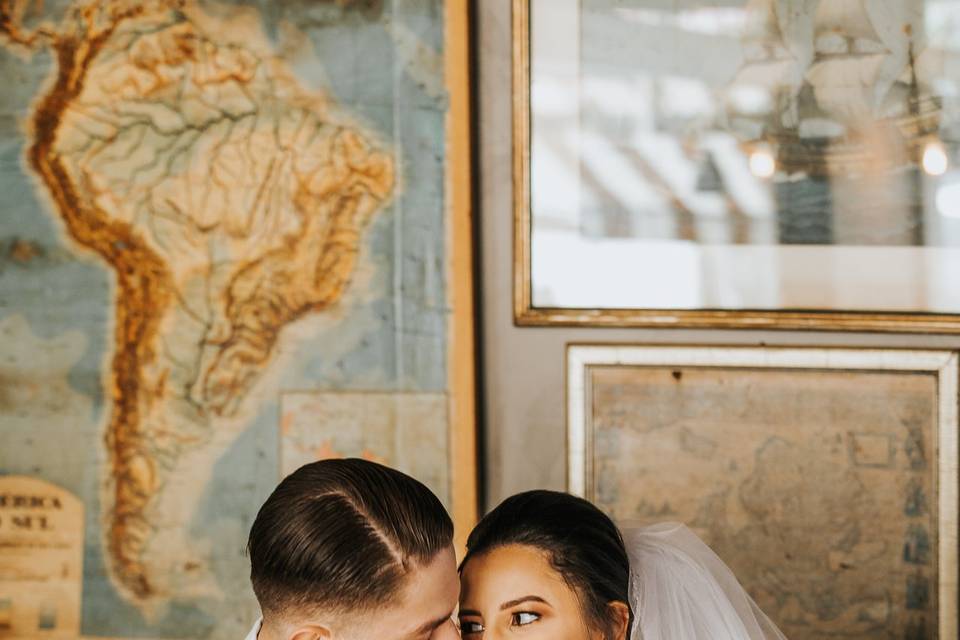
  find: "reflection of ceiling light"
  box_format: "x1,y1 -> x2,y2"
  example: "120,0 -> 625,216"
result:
936,182 -> 960,218
749,147 -> 776,179
922,141 -> 949,176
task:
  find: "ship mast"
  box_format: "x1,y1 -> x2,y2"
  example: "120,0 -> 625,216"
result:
805,0 -> 890,123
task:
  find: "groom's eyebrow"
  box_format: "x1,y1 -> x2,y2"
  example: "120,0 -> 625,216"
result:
500,595 -> 550,610
414,612 -> 454,635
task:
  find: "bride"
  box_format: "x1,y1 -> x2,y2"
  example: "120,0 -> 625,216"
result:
457,490 -> 786,640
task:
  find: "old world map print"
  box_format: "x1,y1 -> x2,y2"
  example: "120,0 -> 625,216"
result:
588,366 -> 939,640
0,1 -> 452,637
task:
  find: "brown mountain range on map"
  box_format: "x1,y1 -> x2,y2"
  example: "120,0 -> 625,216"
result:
0,0 -> 394,606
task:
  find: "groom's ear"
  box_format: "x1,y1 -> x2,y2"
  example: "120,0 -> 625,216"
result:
288,624 -> 333,640
607,601 -> 631,640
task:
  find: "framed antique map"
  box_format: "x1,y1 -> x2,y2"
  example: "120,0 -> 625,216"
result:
516,0 -> 960,332
0,1 -> 476,638
567,345 -> 959,640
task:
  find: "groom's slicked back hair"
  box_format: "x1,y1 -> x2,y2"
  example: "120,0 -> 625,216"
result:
247,458 -> 453,618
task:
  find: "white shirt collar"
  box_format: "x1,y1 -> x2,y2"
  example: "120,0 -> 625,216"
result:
244,618 -> 263,640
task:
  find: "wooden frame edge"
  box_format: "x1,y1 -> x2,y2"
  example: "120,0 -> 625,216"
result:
937,352 -> 959,639
519,307 -> 960,334
445,0 -> 479,557
512,0 -> 534,326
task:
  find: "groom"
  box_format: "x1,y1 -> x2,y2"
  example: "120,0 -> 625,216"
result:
244,458 -> 460,640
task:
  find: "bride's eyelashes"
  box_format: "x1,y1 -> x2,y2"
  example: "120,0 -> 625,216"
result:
457,611 -> 541,635
511,611 -> 541,627
459,619 -> 483,635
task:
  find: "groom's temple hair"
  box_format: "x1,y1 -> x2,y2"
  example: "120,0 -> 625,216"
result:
247,458 -> 453,616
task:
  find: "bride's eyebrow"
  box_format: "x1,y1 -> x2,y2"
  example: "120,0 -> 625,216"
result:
499,595 -> 551,610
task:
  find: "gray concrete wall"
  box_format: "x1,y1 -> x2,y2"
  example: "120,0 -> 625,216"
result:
475,0 -> 960,510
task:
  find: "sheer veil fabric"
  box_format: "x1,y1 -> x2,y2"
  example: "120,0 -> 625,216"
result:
625,523 -> 787,640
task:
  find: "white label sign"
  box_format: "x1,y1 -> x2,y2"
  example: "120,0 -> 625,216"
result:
0,476 -> 83,638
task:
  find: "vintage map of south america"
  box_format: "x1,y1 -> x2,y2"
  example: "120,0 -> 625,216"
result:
0,1 -> 450,637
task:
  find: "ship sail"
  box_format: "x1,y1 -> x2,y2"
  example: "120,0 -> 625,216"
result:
806,52 -> 888,122
733,58 -> 800,89
743,0 -> 783,44
804,0 -> 892,122
731,0 -> 802,90
814,0 -> 884,45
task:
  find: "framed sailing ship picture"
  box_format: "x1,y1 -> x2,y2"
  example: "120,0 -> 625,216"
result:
566,344 -> 960,639
515,0 -> 960,331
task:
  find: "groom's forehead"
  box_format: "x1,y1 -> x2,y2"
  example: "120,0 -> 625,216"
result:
327,549 -> 459,640
393,547 -> 460,633
405,546 -> 460,603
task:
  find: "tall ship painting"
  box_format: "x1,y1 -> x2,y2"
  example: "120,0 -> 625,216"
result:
726,0 -> 943,178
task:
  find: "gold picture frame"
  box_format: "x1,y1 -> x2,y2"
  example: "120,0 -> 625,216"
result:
513,0 -> 960,333
566,344 -> 959,638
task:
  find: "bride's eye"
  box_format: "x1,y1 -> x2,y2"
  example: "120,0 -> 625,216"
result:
459,620 -> 484,635
511,612 -> 540,627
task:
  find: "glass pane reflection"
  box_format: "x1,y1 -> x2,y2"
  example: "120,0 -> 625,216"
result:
530,0 -> 960,312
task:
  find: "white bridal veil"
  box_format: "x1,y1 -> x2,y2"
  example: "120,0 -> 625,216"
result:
625,523 -> 787,640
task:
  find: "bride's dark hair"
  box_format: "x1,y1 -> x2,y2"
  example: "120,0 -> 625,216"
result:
462,490 -> 633,639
